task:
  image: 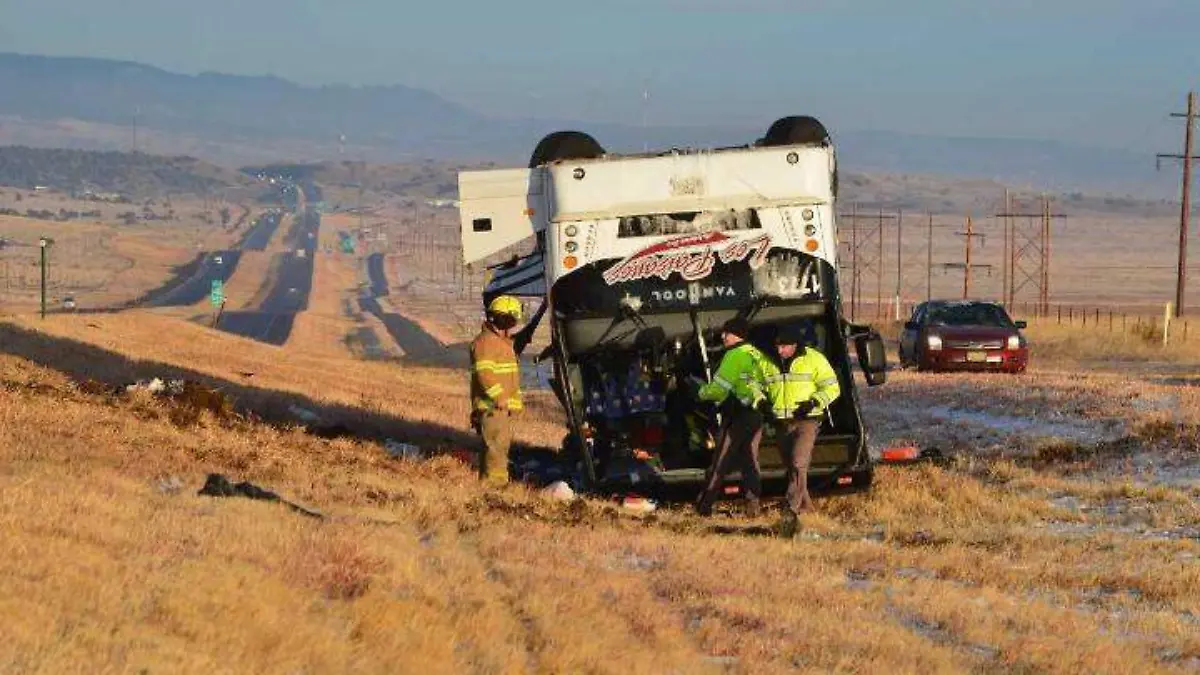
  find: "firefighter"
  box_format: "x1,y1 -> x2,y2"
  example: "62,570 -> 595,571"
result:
693,317 -> 772,517
765,325 -> 841,522
469,294 -> 546,486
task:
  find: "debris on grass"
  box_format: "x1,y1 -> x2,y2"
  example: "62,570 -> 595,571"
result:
620,495 -> 658,513
198,473 -> 324,519
541,480 -> 576,502
123,377 -> 236,427
384,439 -> 423,460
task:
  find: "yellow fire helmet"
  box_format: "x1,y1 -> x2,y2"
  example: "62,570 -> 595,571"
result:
487,295 -> 523,322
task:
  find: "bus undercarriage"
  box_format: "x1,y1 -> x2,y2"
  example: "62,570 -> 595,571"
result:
535,254 -> 885,502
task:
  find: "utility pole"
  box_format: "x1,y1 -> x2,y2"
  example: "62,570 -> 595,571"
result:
962,215 -> 981,299
894,210 -> 903,319
926,213 -> 933,301
877,208 -> 884,319
1157,91 -> 1199,318
39,237 -> 50,319
850,202 -> 859,319
1002,189 -> 1012,306
939,214 -> 990,300
1041,195 -> 1052,315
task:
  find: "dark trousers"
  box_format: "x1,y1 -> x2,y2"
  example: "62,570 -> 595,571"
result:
779,418 -> 819,514
699,407 -> 764,508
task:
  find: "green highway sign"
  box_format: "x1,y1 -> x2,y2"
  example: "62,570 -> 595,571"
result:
210,279 -> 224,307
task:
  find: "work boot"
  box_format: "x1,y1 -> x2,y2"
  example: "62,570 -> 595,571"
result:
695,494 -> 714,517
745,497 -> 762,519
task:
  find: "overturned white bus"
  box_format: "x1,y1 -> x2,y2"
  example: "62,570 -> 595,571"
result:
458,116 -> 887,499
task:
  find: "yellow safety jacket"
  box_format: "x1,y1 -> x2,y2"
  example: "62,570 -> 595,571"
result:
698,342 -> 771,409
765,347 -> 841,419
470,323 -> 523,413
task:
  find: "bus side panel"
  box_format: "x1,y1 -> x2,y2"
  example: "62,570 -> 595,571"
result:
459,168 -> 547,264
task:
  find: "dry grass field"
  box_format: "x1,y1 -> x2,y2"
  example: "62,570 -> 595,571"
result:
0,309 -> 1197,674
0,184 -> 257,313
0,169 -> 1198,673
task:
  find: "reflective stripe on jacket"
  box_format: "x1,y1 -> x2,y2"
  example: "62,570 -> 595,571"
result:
766,347 -> 841,418
698,342 -> 771,408
470,323 -> 523,412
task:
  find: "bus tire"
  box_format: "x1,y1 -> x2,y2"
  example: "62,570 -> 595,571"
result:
760,116 -> 831,146
759,116 -> 837,196
529,131 -> 605,168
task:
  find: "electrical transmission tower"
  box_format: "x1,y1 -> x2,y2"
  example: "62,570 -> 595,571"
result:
836,204 -> 898,320
1156,91 -> 1199,317
895,211 -> 938,313
995,194 -> 1065,316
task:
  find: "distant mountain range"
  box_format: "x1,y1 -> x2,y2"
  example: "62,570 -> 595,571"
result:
0,52 -> 1180,197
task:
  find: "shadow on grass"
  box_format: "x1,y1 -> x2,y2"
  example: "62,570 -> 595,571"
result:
357,295 -> 467,368
0,321 -> 484,452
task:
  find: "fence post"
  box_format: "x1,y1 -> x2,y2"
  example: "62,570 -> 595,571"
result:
1164,303 -> 1172,347
1083,308 -> 1088,327
1057,305 -> 1062,324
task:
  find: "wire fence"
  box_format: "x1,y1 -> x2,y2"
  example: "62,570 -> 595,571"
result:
851,299 -> 1194,344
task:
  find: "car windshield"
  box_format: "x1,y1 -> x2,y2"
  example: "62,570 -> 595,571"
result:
926,303 -> 1012,327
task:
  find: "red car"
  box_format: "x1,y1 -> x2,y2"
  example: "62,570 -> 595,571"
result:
898,300 -> 1028,373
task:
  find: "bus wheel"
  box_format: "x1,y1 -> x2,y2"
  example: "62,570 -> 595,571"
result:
759,116 -> 836,196
529,131 -> 605,168
760,116 -> 831,146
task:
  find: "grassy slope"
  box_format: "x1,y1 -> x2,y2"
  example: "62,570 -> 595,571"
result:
0,312 -> 1196,674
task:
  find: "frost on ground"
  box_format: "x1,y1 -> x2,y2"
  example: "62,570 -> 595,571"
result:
867,401 -> 1126,454
860,371 -> 1127,456
859,369 -> 1199,490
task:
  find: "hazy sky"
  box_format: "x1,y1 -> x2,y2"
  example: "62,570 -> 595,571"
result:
2,0 -> 1198,149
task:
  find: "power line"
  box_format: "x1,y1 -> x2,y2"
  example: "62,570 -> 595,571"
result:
1156,91 -> 1199,318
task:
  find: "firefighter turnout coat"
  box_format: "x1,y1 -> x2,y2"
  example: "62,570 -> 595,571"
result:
470,323 -> 523,414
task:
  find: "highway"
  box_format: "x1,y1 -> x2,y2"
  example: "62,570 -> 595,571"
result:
143,211 -> 283,308
237,209 -> 284,251
214,186 -> 320,345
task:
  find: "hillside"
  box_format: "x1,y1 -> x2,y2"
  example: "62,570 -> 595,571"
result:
255,158 -> 1182,219
0,307 -> 1196,674
0,52 -> 1180,197
0,145 -> 252,197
